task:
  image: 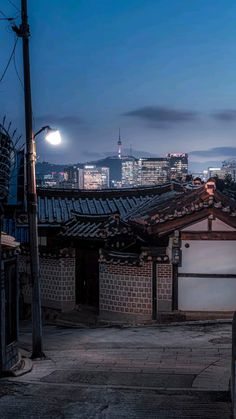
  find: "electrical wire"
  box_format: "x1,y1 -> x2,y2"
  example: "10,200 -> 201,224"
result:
0,37 -> 18,83
7,0 -> 20,12
13,42 -> 24,89
12,39 -> 36,149
0,7 -> 18,20
0,10 -> 8,18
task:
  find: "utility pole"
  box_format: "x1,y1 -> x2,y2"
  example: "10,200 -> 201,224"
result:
13,0 -> 43,358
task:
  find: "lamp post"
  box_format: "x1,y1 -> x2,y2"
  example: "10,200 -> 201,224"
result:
27,126 -> 61,359
12,1 -> 61,358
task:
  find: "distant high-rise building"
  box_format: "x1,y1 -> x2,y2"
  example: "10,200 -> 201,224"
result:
167,153 -> 188,180
122,157 -> 170,187
138,157 -> 170,186
64,165 -> 78,185
79,165 -> 109,189
122,157 -> 139,188
222,160 -> 236,181
208,167 -> 225,179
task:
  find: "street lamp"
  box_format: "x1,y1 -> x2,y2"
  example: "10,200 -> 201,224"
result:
35,126 -> 62,146
28,125 -> 61,359
45,129 -> 61,146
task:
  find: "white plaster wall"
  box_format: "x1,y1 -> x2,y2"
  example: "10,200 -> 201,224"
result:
181,218 -> 235,232
179,240 -> 236,274
178,239 -> 236,311
212,218 -> 235,231
178,276 -> 236,311
181,219 -> 208,231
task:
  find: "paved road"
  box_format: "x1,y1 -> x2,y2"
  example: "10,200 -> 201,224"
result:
0,322 -> 233,418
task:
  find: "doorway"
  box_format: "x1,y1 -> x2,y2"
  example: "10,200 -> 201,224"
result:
75,245 -> 99,309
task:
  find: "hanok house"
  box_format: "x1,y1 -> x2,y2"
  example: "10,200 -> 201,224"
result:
0,232 -> 20,373
9,179 -> 236,323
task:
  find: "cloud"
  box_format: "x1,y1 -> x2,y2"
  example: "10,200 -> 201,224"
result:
190,147 -> 236,158
123,106 -> 236,129
211,110 -> 236,122
123,106 -> 198,127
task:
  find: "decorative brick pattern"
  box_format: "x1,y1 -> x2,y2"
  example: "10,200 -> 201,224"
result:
19,254 -> 75,311
99,262 -> 152,319
157,264 -> 173,302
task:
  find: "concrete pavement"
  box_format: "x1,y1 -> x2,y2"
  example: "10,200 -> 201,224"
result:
0,321 -> 233,418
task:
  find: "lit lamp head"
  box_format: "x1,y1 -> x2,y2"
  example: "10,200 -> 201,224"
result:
45,127 -> 61,145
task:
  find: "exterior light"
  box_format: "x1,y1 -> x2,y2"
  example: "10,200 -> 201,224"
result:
45,128 -> 61,145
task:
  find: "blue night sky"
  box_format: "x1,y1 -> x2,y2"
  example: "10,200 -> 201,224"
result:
1,0 -> 236,170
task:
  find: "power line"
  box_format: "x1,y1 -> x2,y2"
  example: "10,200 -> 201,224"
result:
0,10 -> 7,18
0,37 -> 18,83
13,41 -> 24,89
0,9 -> 16,20
7,0 -> 20,12
0,10 -> 7,17
12,37 -> 37,133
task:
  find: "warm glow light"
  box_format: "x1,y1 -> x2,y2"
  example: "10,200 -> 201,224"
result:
45,129 -> 61,145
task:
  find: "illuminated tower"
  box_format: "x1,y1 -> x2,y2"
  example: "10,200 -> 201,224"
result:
117,129 -> 122,159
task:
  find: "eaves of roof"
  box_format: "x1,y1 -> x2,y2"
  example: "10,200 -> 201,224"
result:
147,207 -> 236,237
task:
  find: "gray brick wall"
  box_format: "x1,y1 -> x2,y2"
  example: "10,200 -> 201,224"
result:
157,263 -> 173,311
19,254 -> 75,312
99,262 -> 152,321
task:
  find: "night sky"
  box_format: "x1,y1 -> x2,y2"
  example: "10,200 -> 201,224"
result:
1,0 -> 236,170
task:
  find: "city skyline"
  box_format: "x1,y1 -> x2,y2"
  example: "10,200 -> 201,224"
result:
1,1 -> 236,171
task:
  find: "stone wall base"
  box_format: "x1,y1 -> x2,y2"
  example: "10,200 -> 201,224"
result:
157,300 -> 172,312
23,295 -> 75,313
99,310 -> 152,324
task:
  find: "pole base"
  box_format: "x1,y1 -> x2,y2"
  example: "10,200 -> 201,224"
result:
30,351 -> 46,360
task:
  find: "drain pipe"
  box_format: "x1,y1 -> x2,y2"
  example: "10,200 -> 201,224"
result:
152,260 -> 157,320
172,264 -> 178,311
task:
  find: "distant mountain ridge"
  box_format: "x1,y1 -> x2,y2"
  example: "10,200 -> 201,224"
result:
36,161 -> 69,175
36,156 -> 123,180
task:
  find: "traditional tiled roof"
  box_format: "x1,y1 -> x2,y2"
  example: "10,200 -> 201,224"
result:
130,185 -> 236,236
20,245 -> 75,258
15,181 -> 236,241
17,183 -> 182,225
59,213 -> 134,240
99,248 -> 169,266
124,190 -> 182,221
